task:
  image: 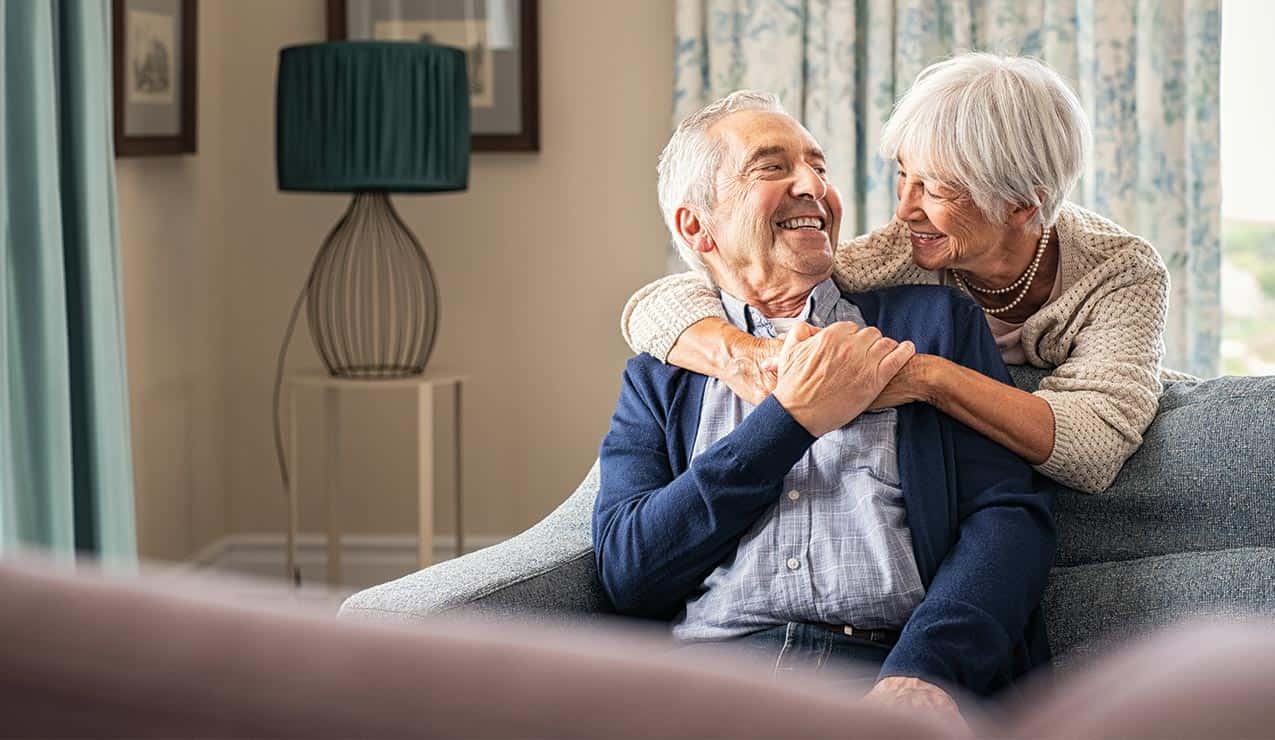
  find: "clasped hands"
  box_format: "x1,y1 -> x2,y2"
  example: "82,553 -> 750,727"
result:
732,321 -> 922,437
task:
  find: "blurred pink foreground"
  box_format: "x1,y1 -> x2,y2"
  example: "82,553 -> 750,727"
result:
1,557 -> 1272,739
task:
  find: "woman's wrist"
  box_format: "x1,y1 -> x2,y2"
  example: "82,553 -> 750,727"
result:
724,331 -> 774,372
709,319 -> 746,376
911,354 -> 949,407
667,318 -> 736,376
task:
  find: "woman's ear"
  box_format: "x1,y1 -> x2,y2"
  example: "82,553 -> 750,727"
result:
676,207 -> 716,254
1010,187 -> 1051,228
1007,200 -> 1041,229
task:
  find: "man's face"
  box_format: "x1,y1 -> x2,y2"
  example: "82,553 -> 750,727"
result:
699,111 -> 842,293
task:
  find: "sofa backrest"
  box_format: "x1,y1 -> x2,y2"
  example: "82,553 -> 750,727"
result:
1006,369 -> 1275,567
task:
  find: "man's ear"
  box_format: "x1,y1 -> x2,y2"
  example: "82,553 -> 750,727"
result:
675,206 -> 716,254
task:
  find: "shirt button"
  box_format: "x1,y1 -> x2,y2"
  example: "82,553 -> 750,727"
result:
787,490 -> 800,501
786,558 -> 801,571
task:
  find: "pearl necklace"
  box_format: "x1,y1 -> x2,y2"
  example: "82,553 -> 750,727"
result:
951,225 -> 1051,316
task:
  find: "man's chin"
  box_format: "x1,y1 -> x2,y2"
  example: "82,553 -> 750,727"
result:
785,255 -> 835,279
777,234 -> 832,256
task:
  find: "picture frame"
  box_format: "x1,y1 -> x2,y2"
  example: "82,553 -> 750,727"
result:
327,0 -> 539,152
112,0 -> 197,157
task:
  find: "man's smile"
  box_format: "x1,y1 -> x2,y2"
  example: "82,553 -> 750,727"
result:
776,216 -> 826,231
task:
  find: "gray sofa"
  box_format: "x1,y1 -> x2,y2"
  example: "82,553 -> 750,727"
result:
341,368 -> 1275,668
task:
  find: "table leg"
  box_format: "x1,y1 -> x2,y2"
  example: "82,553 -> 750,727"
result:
417,384 -> 435,569
454,381 -> 464,559
324,387 -> 342,587
287,385 -> 301,586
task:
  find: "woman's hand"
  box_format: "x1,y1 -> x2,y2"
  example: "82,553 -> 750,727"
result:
722,334 -> 782,406
666,318 -> 782,406
868,353 -> 938,410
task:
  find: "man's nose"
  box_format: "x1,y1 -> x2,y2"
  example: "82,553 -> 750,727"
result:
790,163 -> 826,200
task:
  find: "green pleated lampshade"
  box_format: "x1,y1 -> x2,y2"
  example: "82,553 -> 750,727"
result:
276,42 -> 469,193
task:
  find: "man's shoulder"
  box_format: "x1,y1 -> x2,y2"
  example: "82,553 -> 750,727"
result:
848,283 -> 981,327
623,352 -> 690,380
621,354 -> 701,408
846,284 -> 991,365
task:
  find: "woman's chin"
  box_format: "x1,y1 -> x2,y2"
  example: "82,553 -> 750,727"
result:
907,233 -> 953,271
911,249 -> 952,272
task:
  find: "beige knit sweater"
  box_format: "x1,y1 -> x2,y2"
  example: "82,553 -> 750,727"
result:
621,202 -> 1169,494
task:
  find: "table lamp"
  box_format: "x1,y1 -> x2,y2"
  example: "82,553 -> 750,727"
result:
272,41 -> 470,583
276,41 -> 469,376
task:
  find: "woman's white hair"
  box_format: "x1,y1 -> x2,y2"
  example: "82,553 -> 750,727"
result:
657,90 -> 787,273
879,52 -> 1091,227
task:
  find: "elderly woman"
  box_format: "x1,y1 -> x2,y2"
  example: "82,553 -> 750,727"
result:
622,52 -> 1168,494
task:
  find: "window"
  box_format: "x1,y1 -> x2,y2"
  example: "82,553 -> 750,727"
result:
1220,0 -> 1275,375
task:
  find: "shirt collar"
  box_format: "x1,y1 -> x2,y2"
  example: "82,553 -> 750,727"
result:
720,278 -> 841,338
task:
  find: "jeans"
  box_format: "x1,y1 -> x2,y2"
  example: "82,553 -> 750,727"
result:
674,622 -> 891,695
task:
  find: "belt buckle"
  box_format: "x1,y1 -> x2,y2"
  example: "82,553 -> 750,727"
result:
842,625 -> 856,637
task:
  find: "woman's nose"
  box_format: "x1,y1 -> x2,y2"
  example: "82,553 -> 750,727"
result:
896,181 -> 923,221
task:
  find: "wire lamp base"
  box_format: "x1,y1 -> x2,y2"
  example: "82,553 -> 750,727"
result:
307,191 -> 439,378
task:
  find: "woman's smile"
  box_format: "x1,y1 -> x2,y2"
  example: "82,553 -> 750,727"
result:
908,228 -> 947,250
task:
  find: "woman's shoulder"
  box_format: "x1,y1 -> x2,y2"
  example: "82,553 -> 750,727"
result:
1028,203 -> 1170,365
834,220 -> 933,291
1056,202 -> 1168,285
841,219 -> 911,255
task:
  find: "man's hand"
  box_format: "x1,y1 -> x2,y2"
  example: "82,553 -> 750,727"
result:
865,677 -> 971,737
772,321 -> 915,437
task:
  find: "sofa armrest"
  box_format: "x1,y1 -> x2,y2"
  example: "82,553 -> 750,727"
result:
339,460 -> 612,621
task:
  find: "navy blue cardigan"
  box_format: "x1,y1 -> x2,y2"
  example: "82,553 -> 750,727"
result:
593,285 -> 1056,697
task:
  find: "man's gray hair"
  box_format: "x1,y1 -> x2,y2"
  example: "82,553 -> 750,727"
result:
879,52 -> 1091,227
657,91 -> 787,273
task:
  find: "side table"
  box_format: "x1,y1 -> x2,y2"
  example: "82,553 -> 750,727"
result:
286,372 -> 464,586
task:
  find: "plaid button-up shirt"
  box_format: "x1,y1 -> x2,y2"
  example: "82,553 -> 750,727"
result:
673,279 -> 925,642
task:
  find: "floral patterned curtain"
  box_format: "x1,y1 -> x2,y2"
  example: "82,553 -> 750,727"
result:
673,0 -> 1221,375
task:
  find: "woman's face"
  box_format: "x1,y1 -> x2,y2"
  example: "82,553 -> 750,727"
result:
894,157 -> 1009,272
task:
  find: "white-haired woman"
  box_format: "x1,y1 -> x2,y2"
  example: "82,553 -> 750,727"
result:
622,52 -> 1169,494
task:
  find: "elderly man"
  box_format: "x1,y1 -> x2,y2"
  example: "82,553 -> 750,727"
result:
592,91 -> 1055,723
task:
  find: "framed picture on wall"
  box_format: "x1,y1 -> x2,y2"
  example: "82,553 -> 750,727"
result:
112,0 -> 197,157
327,0 -> 539,152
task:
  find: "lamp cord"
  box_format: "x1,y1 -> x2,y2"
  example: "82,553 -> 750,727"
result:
272,276 -> 309,587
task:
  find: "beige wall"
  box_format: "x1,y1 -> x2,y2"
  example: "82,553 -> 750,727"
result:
117,1 -> 228,561
119,0 -> 675,557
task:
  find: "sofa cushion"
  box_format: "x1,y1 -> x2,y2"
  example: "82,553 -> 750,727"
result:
1044,546 -> 1275,668
342,461 -> 611,620
1009,369 -> 1275,567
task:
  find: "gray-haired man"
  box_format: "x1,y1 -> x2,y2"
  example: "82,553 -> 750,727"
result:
593,91 -> 1055,727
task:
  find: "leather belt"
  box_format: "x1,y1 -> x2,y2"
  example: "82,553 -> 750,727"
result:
814,623 -> 900,647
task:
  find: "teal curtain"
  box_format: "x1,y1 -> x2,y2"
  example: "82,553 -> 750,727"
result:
674,0 -> 1222,376
1,0 -> 136,560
